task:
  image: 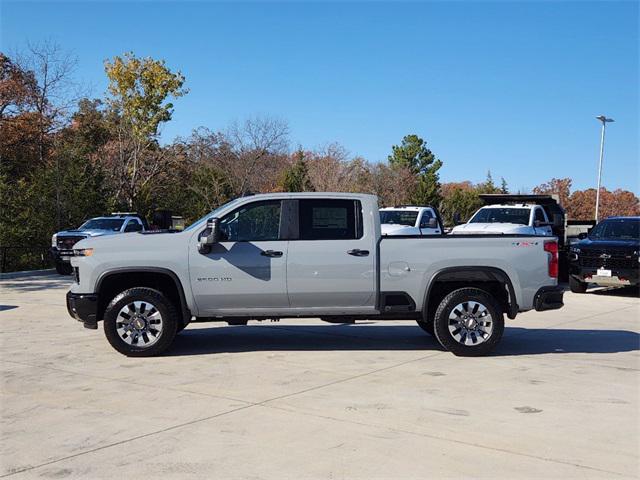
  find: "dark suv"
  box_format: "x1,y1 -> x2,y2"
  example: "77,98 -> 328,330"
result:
568,216 -> 639,293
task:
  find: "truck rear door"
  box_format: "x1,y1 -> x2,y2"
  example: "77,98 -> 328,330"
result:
286,198 -> 376,310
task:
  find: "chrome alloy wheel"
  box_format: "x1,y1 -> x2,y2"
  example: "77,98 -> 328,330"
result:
116,301 -> 163,347
448,301 -> 493,346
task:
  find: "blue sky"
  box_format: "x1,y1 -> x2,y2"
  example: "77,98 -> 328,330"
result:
2,1 -> 638,193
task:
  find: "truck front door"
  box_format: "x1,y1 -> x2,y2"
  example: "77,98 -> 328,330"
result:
189,200 -> 289,314
286,199 -> 376,310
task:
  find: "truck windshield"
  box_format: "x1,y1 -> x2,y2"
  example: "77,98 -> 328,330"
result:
79,219 -> 125,231
183,198 -> 245,232
469,208 -> 530,225
380,211 -> 418,226
589,219 -> 640,240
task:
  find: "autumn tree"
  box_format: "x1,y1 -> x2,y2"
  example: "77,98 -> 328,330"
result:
221,116 -> 289,195
367,163 -> 417,207
305,143 -> 370,193
533,178 -> 572,208
104,52 -> 187,208
388,134 -> 442,205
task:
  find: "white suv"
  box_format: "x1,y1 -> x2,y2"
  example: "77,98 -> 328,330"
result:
380,206 -> 442,236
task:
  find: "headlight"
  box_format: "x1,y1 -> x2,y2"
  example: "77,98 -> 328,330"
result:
73,248 -> 94,257
51,234 -> 57,248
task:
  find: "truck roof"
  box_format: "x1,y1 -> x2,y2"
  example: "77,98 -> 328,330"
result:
380,206 -> 434,211
478,204 -> 537,209
236,192 -> 379,201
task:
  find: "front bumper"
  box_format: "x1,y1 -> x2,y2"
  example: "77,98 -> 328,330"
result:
534,285 -> 564,311
66,291 -> 99,329
569,264 -> 639,286
49,247 -> 74,264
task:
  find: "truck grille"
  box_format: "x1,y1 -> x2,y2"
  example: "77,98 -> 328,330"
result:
580,249 -> 637,270
57,236 -> 85,250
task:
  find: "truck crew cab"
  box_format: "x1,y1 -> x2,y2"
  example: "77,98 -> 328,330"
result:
51,213 -> 147,275
67,193 -> 563,357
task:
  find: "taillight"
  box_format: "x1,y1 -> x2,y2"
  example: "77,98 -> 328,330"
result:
544,240 -> 558,278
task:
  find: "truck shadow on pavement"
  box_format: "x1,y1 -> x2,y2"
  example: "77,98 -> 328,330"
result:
0,274 -> 72,292
167,325 -> 640,357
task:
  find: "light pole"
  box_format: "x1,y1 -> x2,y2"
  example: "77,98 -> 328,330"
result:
595,115 -> 614,222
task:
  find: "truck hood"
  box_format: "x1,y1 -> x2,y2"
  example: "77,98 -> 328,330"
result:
451,223 -> 533,235
381,224 -> 418,235
575,238 -> 639,251
73,229 -> 184,253
57,229 -> 118,238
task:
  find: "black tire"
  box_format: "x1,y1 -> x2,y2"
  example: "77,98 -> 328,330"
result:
416,318 -> 435,336
103,287 -> 178,357
569,276 -> 588,293
433,288 -> 504,357
55,261 -> 72,275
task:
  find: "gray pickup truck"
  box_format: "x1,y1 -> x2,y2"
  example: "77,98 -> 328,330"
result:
67,193 -> 563,357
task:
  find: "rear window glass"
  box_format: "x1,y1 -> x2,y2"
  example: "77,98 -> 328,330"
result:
299,200 -> 362,240
380,211 -> 418,227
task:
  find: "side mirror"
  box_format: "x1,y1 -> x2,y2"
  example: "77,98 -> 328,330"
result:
577,232 -> 588,240
198,217 -> 220,253
453,212 -> 462,225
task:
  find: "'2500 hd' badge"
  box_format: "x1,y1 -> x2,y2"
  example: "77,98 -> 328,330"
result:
196,277 -> 232,282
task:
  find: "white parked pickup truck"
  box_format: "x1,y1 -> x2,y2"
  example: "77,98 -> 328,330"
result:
380,206 -> 442,236
67,193 -> 563,357
452,203 -> 554,236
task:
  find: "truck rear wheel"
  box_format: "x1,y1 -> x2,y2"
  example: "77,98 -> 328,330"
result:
103,287 -> 178,357
433,288 -> 504,357
569,276 -> 588,293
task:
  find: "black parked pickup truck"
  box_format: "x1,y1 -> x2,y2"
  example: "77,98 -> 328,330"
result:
568,216 -> 640,293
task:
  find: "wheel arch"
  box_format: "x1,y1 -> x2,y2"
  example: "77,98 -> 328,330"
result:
96,267 -> 191,325
423,266 -> 518,321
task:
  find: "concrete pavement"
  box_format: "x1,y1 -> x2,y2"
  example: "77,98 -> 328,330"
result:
0,273 -> 638,479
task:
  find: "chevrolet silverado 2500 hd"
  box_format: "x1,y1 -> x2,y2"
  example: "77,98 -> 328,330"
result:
67,193 -> 563,357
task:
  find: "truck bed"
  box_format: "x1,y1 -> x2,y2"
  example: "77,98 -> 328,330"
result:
380,234 -> 556,312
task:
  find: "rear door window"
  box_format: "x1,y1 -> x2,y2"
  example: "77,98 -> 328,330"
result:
299,199 -> 362,240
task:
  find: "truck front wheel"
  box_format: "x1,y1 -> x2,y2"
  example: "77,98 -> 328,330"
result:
103,287 -> 178,357
433,288 -> 504,357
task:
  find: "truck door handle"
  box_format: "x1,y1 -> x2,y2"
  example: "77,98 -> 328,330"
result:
261,250 -> 283,258
347,249 -> 370,257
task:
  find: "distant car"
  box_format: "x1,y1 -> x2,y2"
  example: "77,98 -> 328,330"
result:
50,213 -> 147,275
380,206 -> 442,236
451,203 -> 554,236
568,216 -> 639,293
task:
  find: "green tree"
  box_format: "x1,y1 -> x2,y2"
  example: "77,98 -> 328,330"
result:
280,151 -> 315,192
388,134 -> 442,205
500,177 -> 508,194
104,52 -> 188,208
